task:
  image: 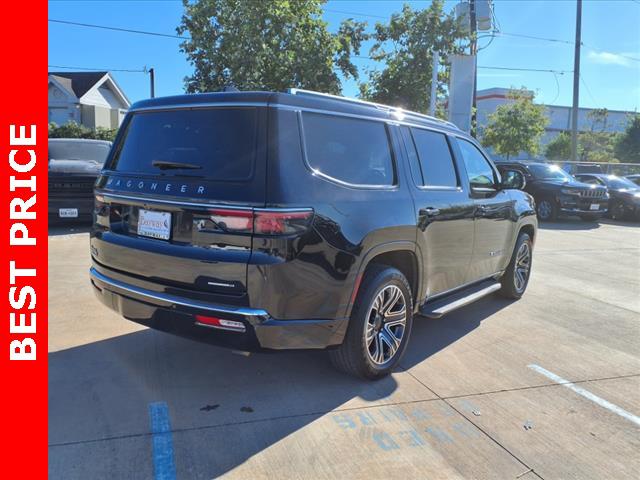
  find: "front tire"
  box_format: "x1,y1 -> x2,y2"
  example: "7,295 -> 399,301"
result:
609,201 -> 626,221
329,264 -> 413,380
499,232 -> 533,299
536,199 -> 557,221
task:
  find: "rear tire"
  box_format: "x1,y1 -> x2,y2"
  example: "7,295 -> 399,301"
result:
536,199 -> 557,221
329,264 -> 413,380
499,232 -> 533,299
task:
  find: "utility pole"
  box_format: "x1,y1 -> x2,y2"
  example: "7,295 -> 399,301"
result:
149,67 -> 155,98
469,0 -> 478,137
429,51 -> 439,116
570,0 -> 582,162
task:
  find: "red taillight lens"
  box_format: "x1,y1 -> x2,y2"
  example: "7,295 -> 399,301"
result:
204,208 -> 313,235
208,208 -> 254,233
254,209 -> 314,235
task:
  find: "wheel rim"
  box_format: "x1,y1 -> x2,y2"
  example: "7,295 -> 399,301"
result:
365,285 -> 407,366
612,203 -> 624,220
514,242 -> 531,293
538,201 -> 551,220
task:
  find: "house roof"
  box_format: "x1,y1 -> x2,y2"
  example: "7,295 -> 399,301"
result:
48,71 -> 108,98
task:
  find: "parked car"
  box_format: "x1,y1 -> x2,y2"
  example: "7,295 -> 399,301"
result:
574,173 -> 640,221
495,161 -> 608,221
90,90 -> 537,379
626,174 -> 640,186
562,162 -> 604,175
49,138 -> 112,223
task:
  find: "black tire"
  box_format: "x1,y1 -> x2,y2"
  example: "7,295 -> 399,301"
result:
499,232 -> 533,299
329,264 -> 413,380
609,201 -> 626,221
536,198 -> 557,221
579,214 -> 600,222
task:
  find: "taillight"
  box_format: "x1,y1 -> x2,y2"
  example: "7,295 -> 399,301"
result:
254,209 -> 313,235
206,208 -> 313,235
208,208 -> 254,233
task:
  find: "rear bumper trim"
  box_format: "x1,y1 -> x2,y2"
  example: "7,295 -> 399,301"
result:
90,267 -> 348,350
90,267 -> 269,319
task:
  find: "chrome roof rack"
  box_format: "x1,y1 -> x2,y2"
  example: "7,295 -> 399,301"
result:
287,88 -> 458,129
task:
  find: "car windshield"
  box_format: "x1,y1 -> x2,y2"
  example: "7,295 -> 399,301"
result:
600,175 -> 638,190
49,141 -> 111,163
527,164 -> 572,181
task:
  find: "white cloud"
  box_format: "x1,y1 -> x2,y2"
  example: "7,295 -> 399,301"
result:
587,50 -> 632,67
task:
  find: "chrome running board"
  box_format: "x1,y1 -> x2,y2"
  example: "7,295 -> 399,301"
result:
419,280 -> 501,319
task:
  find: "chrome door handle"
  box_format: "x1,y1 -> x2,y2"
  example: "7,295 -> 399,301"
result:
419,207 -> 440,217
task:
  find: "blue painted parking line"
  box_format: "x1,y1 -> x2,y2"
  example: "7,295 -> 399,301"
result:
149,402 -> 177,480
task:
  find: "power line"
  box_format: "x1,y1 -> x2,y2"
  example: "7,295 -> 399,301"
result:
48,19 -> 190,40
580,74 -> 599,105
496,31 -> 574,45
324,8 -> 387,19
49,64 -> 146,73
478,66 -> 571,74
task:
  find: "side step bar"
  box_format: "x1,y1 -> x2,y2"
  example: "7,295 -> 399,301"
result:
419,280 -> 502,319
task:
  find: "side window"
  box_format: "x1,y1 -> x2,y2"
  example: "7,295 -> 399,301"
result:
302,112 -> 395,186
457,139 -> 497,188
408,128 -> 458,188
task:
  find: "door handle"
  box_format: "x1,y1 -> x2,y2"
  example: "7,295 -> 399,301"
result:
419,207 -> 440,217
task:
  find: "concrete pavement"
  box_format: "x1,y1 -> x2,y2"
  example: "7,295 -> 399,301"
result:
48,220 -> 640,479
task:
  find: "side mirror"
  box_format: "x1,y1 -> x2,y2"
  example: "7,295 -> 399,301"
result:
500,169 -> 526,190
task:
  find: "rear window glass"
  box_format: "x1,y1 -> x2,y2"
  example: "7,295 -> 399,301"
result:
48,141 -> 111,163
302,112 -> 395,186
108,108 -> 258,180
408,128 -> 458,187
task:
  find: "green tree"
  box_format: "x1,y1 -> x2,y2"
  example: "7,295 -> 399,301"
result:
614,115 -> 640,163
481,89 -> 548,159
545,132 -> 571,160
359,1 -> 467,114
177,0 -> 367,94
578,109 -> 617,163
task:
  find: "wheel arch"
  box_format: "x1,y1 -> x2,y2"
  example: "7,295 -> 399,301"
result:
344,241 -> 421,318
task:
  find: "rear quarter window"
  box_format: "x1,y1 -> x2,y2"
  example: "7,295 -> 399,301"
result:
108,107 -> 258,181
301,112 -> 395,187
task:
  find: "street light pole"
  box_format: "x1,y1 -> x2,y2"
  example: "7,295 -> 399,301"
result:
570,0 -> 582,162
470,0 -> 478,137
429,51 -> 439,116
149,67 -> 155,98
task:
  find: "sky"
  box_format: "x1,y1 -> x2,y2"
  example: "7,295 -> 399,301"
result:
48,0 -> 640,112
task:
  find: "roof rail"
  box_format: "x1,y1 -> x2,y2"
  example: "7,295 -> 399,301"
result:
287,88 -> 458,129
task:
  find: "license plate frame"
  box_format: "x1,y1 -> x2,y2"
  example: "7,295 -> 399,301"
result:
589,203 -> 600,211
137,209 -> 172,240
59,208 -> 78,218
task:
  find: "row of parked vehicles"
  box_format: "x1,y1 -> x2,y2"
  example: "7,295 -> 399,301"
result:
495,161 -> 640,222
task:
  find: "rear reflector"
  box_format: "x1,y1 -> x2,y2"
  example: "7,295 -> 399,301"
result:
195,315 -> 246,333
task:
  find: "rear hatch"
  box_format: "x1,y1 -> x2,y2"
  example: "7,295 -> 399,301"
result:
92,106 -> 268,297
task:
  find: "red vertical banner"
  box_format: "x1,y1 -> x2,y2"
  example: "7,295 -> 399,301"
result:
0,0 -> 48,476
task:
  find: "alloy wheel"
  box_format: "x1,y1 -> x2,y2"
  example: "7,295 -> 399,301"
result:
514,242 -> 531,293
537,201 -> 552,220
365,285 -> 407,365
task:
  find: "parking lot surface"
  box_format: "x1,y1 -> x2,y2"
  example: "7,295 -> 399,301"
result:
49,221 -> 640,479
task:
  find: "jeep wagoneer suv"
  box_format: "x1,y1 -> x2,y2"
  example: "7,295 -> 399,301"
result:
90,90 -> 537,379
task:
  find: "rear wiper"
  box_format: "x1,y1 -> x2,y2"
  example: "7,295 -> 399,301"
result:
152,160 -> 202,170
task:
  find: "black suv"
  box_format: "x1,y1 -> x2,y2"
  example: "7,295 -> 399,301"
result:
496,161 -> 608,221
90,90 -> 537,379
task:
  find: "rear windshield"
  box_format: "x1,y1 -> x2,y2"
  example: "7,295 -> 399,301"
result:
48,141 -> 111,163
108,108 -> 258,181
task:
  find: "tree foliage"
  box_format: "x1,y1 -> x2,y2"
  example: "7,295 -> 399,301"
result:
545,132 -> 571,160
481,89 -> 548,159
177,0 -> 367,94
48,122 -> 117,142
358,1 -> 467,114
614,115 -> 640,163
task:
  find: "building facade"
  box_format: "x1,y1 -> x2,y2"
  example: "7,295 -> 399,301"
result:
476,87 -> 634,160
48,71 -> 131,129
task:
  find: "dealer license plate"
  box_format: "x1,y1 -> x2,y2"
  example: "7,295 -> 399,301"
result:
58,208 -> 78,218
590,204 -> 600,211
137,209 -> 171,240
